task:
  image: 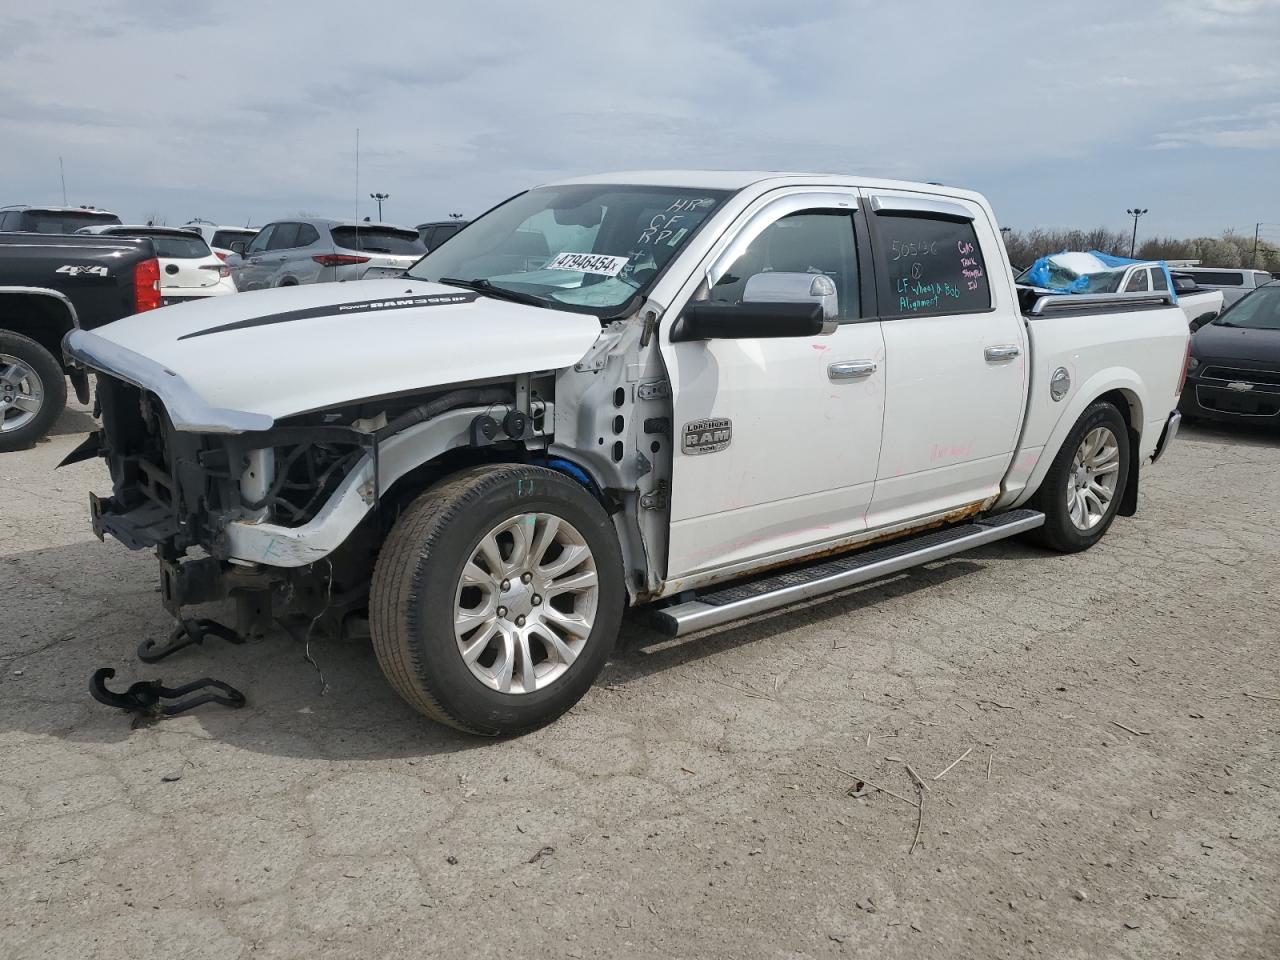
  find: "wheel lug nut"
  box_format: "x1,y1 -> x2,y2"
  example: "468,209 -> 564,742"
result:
521,572 -> 533,584
515,615 -> 526,627
497,606 -> 507,619
501,579 -> 511,591
531,594 -> 541,606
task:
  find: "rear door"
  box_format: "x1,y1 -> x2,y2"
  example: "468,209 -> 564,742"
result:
662,189 -> 886,580
863,191 -> 1028,529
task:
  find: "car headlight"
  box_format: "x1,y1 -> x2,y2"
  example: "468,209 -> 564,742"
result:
1187,356 -> 1199,371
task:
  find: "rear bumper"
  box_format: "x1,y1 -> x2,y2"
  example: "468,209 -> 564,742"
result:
1151,410 -> 1180,463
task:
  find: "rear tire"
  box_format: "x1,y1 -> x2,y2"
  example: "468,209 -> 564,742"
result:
1029,401 -> 1130,553
0,330 -> 67,453
370,464 -> 624,736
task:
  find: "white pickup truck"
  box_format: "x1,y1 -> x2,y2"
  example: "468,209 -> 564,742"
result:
64,171 -> 1190,735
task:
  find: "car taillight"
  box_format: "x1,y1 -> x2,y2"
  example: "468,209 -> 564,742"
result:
200,264 -> 232,278
215,250 -> 228,262
312,254 -> 370,267
1177,338 -> 1192,397
133,258 -> 162,312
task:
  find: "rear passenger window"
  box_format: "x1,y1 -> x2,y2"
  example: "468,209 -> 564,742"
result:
873,211 -> 991,317
296,223 -> 319,246
1124,269 -> 1150,293
1151,268 -> 1169,292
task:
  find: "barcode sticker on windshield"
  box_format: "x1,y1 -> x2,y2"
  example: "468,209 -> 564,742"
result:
545,252 -> 629,277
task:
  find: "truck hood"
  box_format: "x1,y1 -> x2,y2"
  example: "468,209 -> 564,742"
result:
65,279 -> 603,431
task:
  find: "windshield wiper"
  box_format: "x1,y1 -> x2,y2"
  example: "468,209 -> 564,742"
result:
438,277 -> 547,308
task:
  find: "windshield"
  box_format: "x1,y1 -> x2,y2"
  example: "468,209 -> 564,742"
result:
331,226 -> 425,256
1214,286 -> 1280,330
407,184 -> 731,314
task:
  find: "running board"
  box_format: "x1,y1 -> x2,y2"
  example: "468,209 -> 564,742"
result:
652,509 -> 1044,637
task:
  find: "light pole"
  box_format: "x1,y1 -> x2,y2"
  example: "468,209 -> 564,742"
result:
1126,207 -> 1148,258
370,192 -> 390,220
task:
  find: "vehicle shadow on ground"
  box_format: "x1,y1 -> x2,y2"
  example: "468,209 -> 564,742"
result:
43,404 -> 96,439
1180,418 -> 1279,449
0,537 -> 1021,760
0,540 -> 489,761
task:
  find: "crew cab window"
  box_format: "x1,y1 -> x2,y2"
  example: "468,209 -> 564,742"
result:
245,225 -> 274,254
112,232 -> 211,259
267,223 -> 302,250
1151,268 -> 1169,292
1124,269 -> 1150,293
711,211 -> 860,319
873,210 -> 991,317
1190,270 -> 1244,286
0,212 -> 16,230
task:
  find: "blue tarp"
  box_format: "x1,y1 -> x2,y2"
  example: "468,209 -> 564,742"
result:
1022,250 -> 1177,303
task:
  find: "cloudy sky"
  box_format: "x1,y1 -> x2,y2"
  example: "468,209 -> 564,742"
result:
2,0 -> 1277,242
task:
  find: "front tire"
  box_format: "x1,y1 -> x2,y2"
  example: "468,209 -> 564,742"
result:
370,464 -> 624,736
1029,401 -> 1130,553
0,331 -> 67,453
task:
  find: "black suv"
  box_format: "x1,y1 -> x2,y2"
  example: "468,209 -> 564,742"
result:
0,205 -> 122,234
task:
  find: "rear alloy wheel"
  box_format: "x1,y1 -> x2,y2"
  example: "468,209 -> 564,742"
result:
0,331 -> 67,453
370,464 -> 624,735
1030,400 -> 1130,553
1065,426 -> 1122,531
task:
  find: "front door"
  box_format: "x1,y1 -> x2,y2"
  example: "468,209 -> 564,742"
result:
662,191 -> 886,581
235,223 -> 276,291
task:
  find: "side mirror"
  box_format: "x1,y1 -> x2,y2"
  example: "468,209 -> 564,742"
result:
674,300 -> 827,342
742,271 -> 839,323
1189,312 -> 1218,332
230,240 -> 246,255
673,272 -> 840,342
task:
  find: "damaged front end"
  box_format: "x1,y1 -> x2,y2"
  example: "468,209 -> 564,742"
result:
84,373 -> 379,640
63,328 -> 556,645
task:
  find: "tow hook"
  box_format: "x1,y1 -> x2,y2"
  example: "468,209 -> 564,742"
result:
89,668 -> 246,719
137,617 -> 246,664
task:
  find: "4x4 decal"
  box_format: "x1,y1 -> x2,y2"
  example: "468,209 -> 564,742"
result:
56,264 -> 109,277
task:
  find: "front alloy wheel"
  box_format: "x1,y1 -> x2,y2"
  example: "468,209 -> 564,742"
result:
0,353 -> 44,436
455,513 -> 599,695
370,463 -> 624,736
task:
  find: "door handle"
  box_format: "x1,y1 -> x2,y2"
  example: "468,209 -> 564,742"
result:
828,360 -> 878,381
984,344 -> 1021,362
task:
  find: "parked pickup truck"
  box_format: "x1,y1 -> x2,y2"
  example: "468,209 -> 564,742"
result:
0,232 -> 162,451
64,172 -> 1190,734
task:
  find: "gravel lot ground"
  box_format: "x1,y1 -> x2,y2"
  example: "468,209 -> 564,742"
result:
1,398 -> 1278,959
